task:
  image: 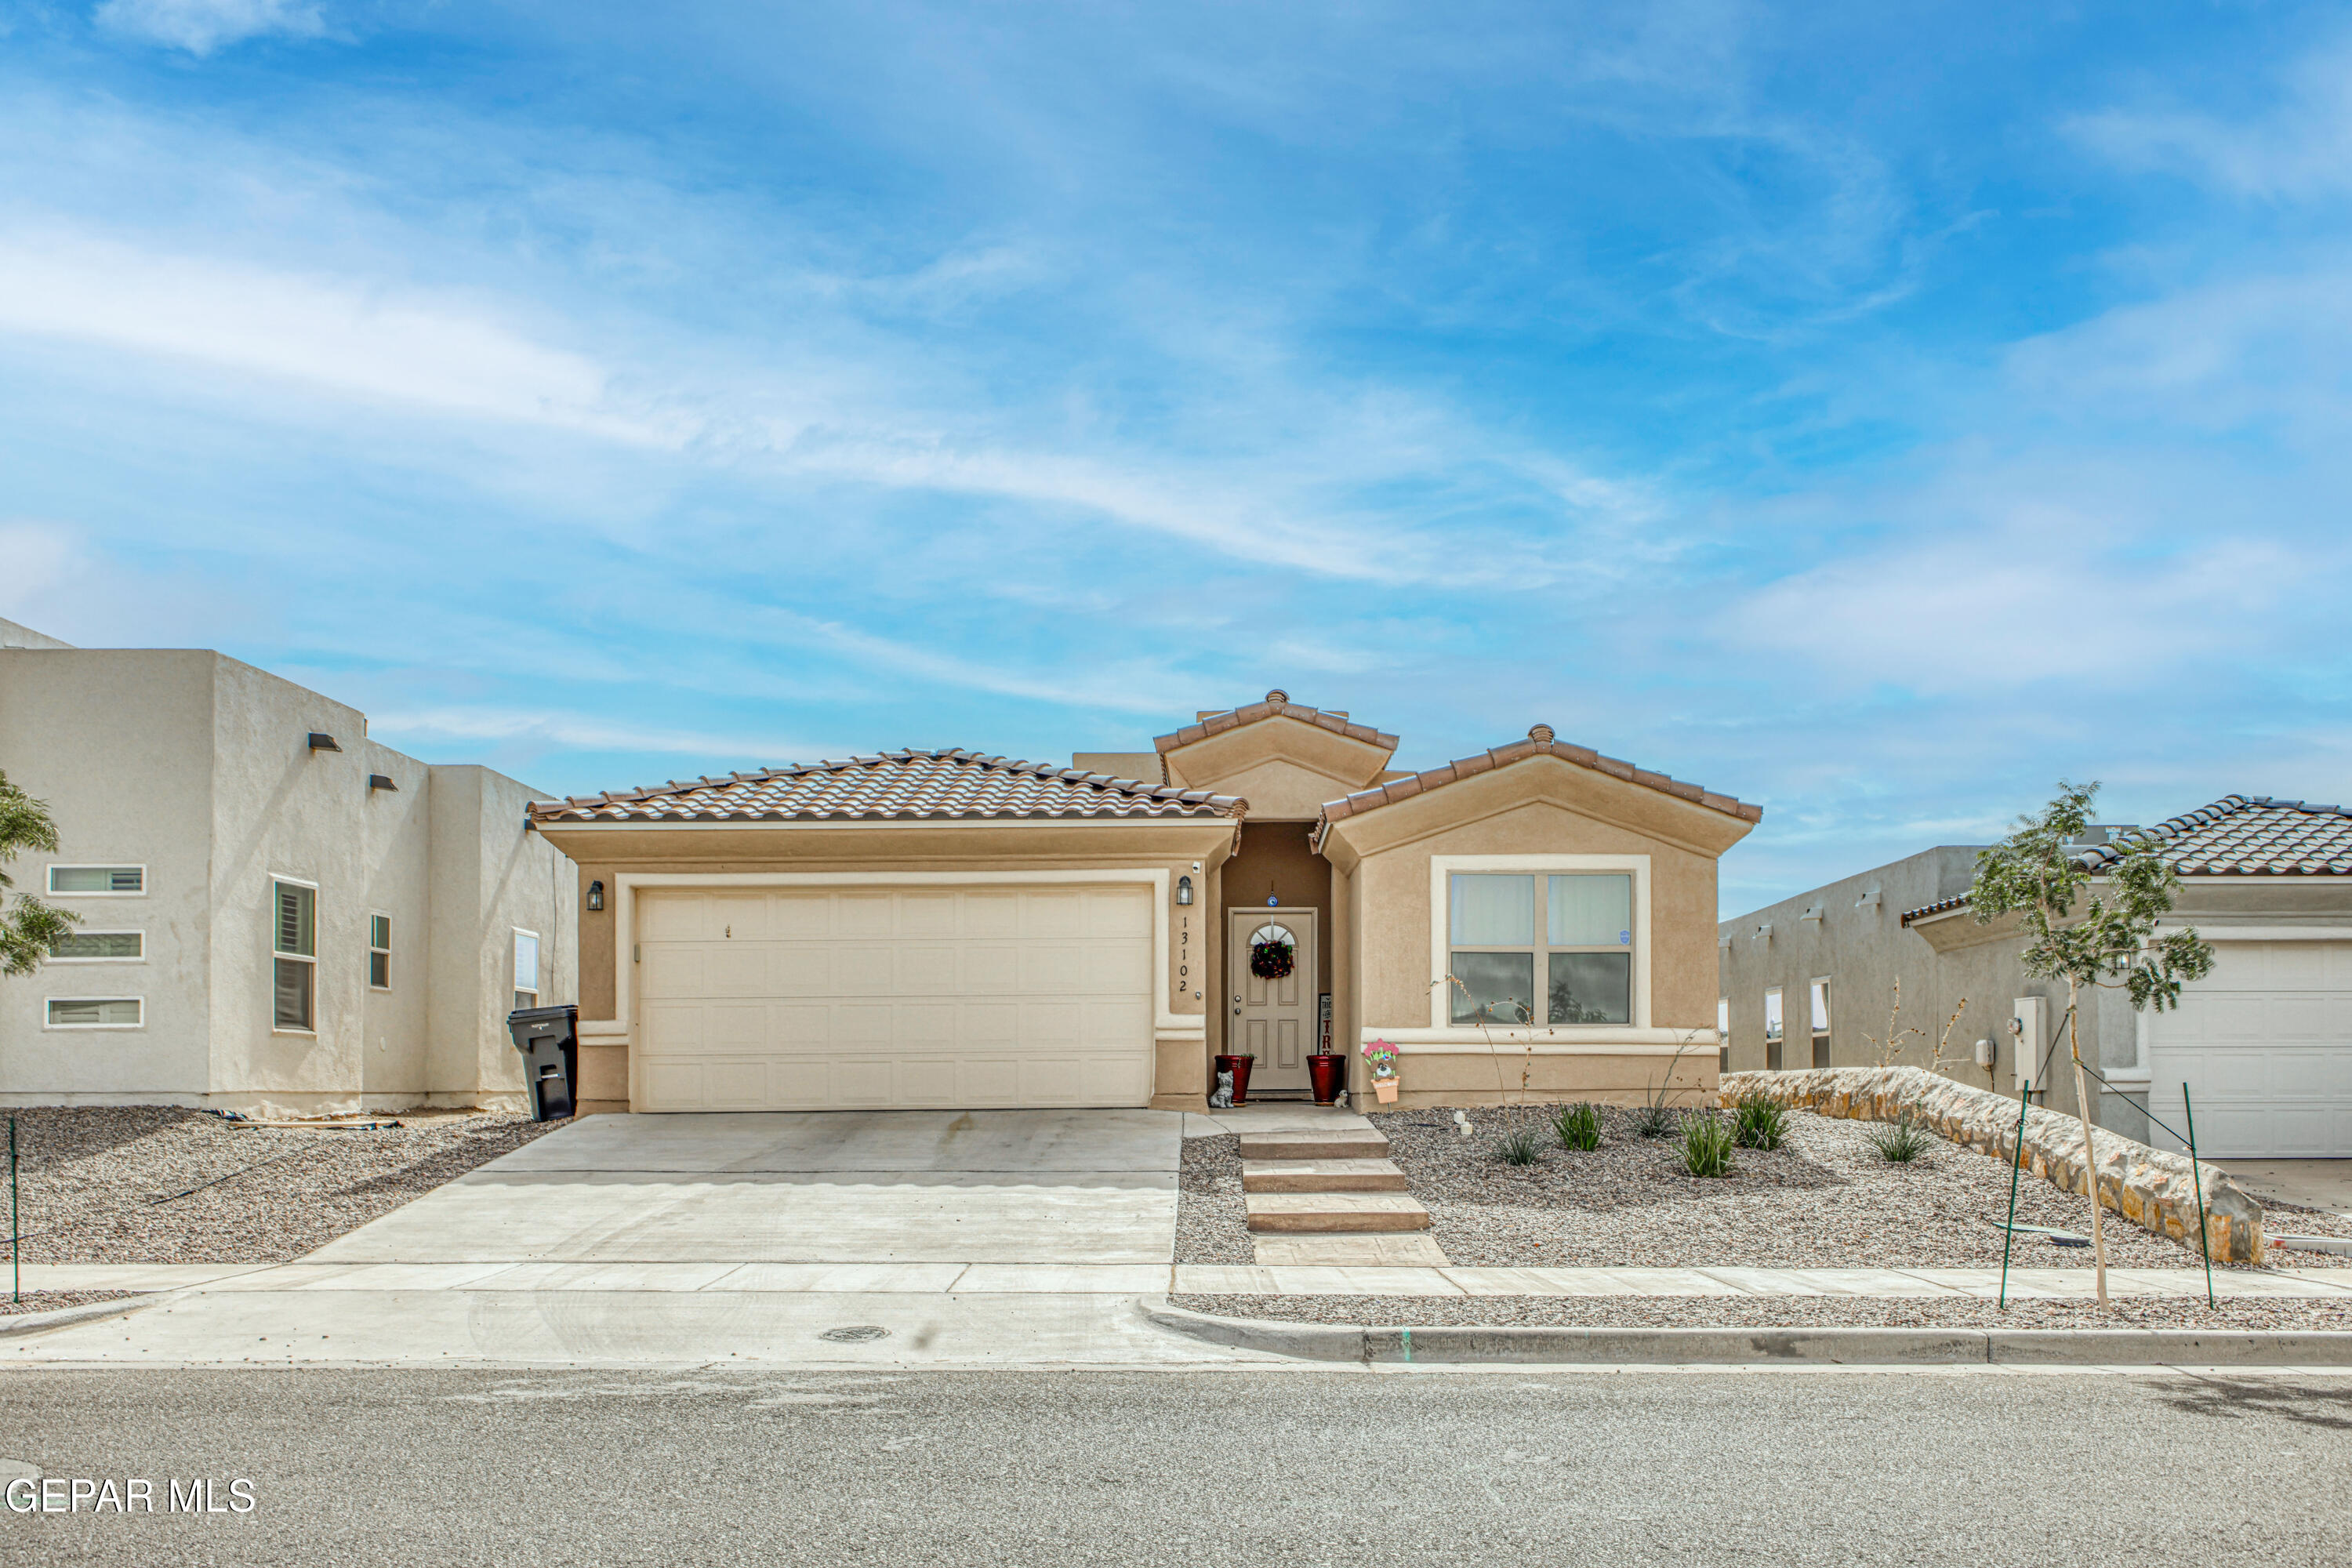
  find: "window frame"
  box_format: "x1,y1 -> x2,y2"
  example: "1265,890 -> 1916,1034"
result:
1764,985 -> 1784,1072
1426,855 -> 1649,1029
271,876 -> 319,1036
368,911 -> 393,992
1809,975 -> 1832,1070
45,996 -> 144,1030
45,864 -> 147,897
45,930 -> 146,964
512,926 -> 541,1013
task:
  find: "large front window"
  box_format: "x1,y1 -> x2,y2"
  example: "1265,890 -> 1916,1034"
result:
1447,873 -> 1633,1025
273,880 -> 316,1032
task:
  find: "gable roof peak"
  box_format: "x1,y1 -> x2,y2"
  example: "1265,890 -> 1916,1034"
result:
1155,692 -> 1399,756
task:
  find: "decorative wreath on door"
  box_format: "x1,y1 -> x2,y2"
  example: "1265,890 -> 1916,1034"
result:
1248,925 -> 1297,981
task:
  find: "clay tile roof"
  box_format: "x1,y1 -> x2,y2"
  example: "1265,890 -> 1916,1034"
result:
1155,689 -> 1399,757
2080,795 -> 2352,877
1311,727 -> 1761,849
1897,794 -> 2352,924
528,750 -> 1247,825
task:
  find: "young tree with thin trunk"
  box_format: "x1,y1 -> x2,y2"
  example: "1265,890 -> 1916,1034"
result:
1967,781 -> 2214,1306
0,769 -> 78,976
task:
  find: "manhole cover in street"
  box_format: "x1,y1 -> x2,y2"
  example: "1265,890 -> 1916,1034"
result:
818,1325 -> 891,1343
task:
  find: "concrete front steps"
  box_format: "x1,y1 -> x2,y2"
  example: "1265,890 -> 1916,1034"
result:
1240,1127 -> 1434,1243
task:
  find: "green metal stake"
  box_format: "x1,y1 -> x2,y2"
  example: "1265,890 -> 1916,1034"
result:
9,1116 -> 18,1306
1999,1080 -> 2030,1310
2183,1084 -> 2215,1310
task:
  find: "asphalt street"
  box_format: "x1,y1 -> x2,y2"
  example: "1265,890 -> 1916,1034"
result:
2,1367 -> 2348,1566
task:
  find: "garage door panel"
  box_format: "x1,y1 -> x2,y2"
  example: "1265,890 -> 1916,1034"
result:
960,946 -> 1022,993
641,948 -> 707,999
961,1002 -> 1020,1044
633,885 -> 1156,1112
958,1059 -> 1019,1102
896,944 -> 959,994
2147,939 -> 2352,1156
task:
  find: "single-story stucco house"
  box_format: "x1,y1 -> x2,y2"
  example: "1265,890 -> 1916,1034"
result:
532,692 -> 1760,1115
1719,793 -> 2352,1158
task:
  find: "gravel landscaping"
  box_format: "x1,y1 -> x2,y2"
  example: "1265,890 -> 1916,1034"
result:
0,1106 -> 559,1263
1368,1104 -> 2259,1271
1169,1292 -> 2352,1331
0,1289 -> 140,1318
1178,1134 -> 1251,1265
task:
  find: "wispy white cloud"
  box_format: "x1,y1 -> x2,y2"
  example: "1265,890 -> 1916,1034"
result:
95,0 -> 325,56
367,706 -> 836,768
2070,35 -> 2352,201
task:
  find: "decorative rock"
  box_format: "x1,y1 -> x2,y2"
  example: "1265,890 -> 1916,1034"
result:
1720,1067 -> 2266,1265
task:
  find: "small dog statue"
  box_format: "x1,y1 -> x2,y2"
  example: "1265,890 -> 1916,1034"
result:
1207,1069 -> 1236,1109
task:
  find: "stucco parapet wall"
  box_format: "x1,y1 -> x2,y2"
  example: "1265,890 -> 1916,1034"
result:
1312,728 -> 1761,851
1722,1067 -> 2265,1265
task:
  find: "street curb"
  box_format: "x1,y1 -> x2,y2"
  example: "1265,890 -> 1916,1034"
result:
1142,1300 -> 2352,1367
0,1292 -> 162,1341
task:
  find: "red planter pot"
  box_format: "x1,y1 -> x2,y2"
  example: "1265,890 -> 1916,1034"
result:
1307,1053 -> 1346,1106
1214,1054 -> 1255,1106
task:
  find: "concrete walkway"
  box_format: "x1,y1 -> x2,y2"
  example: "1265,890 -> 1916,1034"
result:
16,1260 -> 2350,1299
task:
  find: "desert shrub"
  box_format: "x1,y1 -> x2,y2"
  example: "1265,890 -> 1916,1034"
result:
1682,1114 -> 1736,1178
1632,1101 -> 1679,1139
1868,1115 -> 1930,1163
1494,1127 -> 1543,1166
1730,1093 -> 1788,1151
1552,1102 -> 1602,1152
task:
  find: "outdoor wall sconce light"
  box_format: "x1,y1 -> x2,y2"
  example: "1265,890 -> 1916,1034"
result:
586,880 -> 605,913
367,774 -> 397,792
307,732 -> 341,752
1174,876 -> 1193,906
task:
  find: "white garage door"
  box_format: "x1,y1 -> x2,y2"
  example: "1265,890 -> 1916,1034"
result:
2147,940 -> 2352,1157
634,885 -> 1156,1112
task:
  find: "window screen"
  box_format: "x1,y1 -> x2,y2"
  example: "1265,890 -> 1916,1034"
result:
51,931 -> 143,960
50,866 -> 143,894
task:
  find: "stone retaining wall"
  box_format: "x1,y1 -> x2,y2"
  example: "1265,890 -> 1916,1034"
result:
1721,1066 -> 2264,1265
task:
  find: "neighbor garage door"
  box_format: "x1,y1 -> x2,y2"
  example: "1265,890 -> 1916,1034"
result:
633,885 -> 1156,1111
2146,939 -> 2352,1157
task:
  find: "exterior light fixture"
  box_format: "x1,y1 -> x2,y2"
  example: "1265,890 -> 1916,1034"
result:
1174,876 -> 1193,907
586,880 -> 605,913
307,732 -> 341,752
368,774 -> 397,792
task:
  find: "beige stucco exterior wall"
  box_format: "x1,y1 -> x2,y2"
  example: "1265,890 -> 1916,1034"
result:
0,645 -> 574,1114
1320,757 -> 1751,1109
541,819 -> 1235,1113
0,650 -> 218,1101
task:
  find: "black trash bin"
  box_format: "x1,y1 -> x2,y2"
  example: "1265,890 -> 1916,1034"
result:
506,1003 -> 579,1122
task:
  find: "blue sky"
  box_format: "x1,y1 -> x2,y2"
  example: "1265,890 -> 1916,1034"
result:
3,2 -> 2348,915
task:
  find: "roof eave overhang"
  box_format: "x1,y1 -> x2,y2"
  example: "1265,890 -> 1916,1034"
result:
1316,753 -> 1758,866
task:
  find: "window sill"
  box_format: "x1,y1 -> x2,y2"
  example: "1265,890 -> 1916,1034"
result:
270,1027 -> 318,1038
43,1024 -> 145,1032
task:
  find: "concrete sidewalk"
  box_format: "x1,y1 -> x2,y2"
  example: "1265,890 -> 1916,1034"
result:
16,1260 -> 2350,1298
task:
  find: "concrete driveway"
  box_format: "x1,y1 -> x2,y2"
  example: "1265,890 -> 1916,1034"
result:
305,1109 -> 1184,1269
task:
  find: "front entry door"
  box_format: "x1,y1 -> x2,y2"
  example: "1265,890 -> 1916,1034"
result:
1229,909 -> 1319,1094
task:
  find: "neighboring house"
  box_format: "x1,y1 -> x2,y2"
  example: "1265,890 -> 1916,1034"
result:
532,692 -> 1759,1115
0,619 -> 577,1116
1718,796 -> 2352,1158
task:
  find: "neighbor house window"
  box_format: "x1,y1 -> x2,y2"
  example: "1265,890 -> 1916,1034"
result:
1809,977 -> 1832,1070
49,866 -> 144,895
1718,996 -> 1730,1072
1764,986 -> 1784,1071
49,931 -> 143,961
368,913 -> 392,990
513,928 -> 540,1012
48,997 -> 142,1028
274,880 -> 317,1032
1447,873 -> 1633,1025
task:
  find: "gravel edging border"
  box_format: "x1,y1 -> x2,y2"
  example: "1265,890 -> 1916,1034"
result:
1142,1298 -> 2352,1367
